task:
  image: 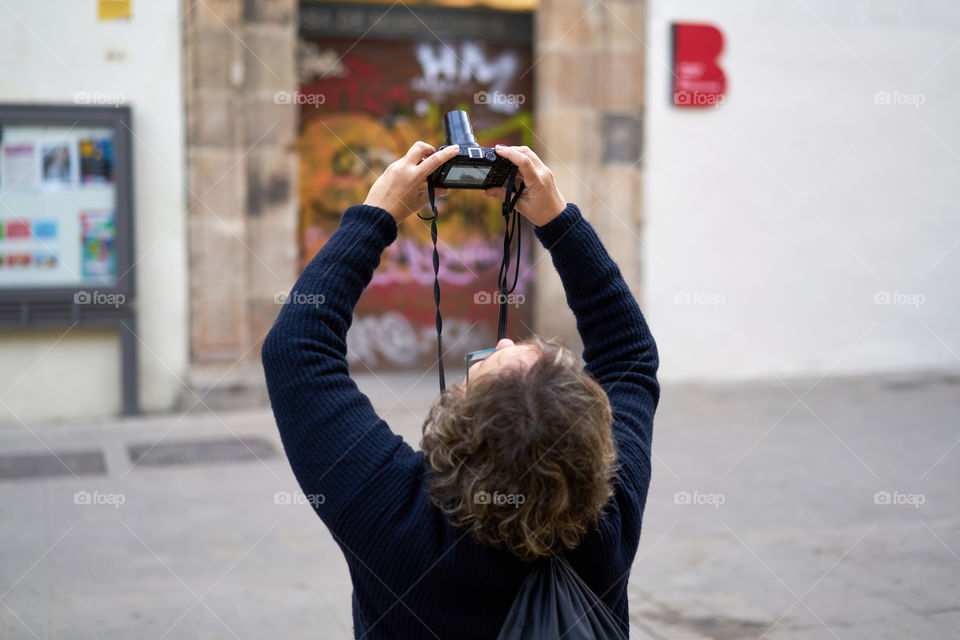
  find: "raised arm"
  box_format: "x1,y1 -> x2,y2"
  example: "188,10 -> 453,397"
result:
532,205 -> 659,453
485,146 -> 660,459
261,203 -> 408,529
261,142 -> 459,533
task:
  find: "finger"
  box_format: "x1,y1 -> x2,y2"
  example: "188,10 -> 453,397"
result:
494,145 -> 536,181
513,145 -> 547,170
484,187 -> 506,199
404,141 -> 436,163
414,144 -> 460,181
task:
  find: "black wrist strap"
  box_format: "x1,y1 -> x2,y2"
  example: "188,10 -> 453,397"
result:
420,176 -> 445,391
422,168 -> 525,392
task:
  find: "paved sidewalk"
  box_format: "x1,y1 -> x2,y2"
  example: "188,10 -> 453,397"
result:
0,370 -> 957,639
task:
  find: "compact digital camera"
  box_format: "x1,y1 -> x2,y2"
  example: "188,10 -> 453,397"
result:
430,110 -> 515,189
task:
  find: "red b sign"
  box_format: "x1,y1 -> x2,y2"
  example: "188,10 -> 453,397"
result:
671,23 -> 726,108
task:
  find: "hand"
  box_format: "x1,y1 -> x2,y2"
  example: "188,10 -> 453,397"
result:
482,145 -> 566,227
363,142 -> 459,223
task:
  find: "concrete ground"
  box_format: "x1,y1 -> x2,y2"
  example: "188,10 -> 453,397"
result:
0,369 -> 958,639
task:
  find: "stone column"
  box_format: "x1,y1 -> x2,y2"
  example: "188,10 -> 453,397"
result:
184,0 -> 298,407
533,0 -> 646,347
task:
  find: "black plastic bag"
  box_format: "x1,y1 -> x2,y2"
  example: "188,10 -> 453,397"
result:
496,555 -> 629,640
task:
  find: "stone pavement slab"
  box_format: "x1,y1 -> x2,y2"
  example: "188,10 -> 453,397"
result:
0,370 -> 957,639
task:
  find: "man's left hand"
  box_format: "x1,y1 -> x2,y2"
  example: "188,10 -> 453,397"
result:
363,142 -> 459,223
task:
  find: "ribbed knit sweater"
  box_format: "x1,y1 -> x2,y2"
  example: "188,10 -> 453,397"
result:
262,202 -> 660,639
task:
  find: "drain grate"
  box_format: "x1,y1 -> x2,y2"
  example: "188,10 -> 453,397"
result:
127,437 -> 277,467
0,451 -> 106,480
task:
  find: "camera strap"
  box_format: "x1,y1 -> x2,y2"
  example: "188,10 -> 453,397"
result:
498,166 -> 524,341
421,176 -> 446,390
421,166 -> 524,392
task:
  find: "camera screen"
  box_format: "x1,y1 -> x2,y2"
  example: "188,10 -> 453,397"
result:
445,165 -> 491,185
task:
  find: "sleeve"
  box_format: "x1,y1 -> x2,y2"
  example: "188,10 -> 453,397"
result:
533,203 -> 660,497
261,204 -> 418,535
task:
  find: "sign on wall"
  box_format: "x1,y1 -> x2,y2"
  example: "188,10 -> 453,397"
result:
0,125 -> 118,289
0,106 -> 133,303
671,22 -> 727,108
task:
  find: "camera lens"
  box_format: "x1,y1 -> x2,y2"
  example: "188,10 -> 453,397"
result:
443,110 -> 478,146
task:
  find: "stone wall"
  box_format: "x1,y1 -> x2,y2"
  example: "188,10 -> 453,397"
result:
532,0 -> 646,348
184,0 -> 299,405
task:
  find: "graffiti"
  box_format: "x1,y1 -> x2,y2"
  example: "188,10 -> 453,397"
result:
372,237 -> 531,293
297,33 -> 535,370
347,312 -> 496,369
303,56 -> 409,116
297,40 -> 346,83
412,42 -> 521,113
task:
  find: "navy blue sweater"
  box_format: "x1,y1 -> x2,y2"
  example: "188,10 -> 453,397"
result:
262,202 -> 659,639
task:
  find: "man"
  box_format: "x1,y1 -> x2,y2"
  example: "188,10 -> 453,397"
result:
262,141 -> 659,639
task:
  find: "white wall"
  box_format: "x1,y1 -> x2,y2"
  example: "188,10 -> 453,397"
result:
0,0 -> 187,420
644,0 -> 960,382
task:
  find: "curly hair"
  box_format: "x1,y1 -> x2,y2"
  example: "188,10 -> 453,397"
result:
420,336 -> 617,562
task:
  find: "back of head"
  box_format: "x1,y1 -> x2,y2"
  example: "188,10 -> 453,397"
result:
421,336 -> 617,563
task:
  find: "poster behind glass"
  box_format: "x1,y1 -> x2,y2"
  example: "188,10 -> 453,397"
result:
0,124 -> 117,289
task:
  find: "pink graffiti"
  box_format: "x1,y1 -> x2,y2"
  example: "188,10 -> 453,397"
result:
372,237 -> 531,294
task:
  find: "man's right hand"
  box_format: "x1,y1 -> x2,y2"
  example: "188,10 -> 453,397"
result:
483,145 -> 567,227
